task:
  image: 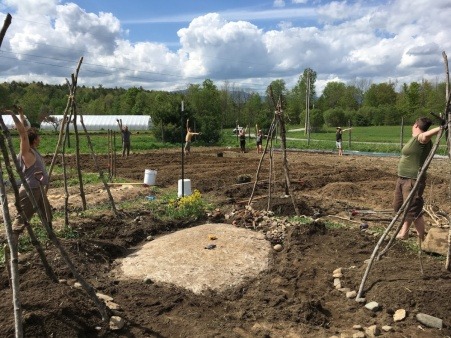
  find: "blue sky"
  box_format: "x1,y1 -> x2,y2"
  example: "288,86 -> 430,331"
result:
74,1 -> 317,46
0,0 -> 450,95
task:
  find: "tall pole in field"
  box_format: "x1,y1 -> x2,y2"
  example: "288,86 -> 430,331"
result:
307,71 -> 311,145
304,75 -> 308,135
181,100 -> 185,198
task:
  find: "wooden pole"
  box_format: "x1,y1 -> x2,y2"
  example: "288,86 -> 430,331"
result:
0,165 -> 23,338
79,115 -> 118,215
113,131 -> 117,179
248,115 -> 276,204
0,13 -> 12,48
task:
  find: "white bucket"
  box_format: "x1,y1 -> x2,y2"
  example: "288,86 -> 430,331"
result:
144,169 -> 157,185
178,179 -> 192,197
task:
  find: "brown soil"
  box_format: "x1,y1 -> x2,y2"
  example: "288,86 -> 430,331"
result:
1,147 -> 451,338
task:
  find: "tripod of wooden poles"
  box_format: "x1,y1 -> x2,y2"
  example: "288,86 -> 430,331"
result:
248,86 -> 300,216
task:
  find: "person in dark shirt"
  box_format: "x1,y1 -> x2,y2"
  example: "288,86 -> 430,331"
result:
256,128 -> 263,154
393,117 -> 443,241
117,119 -> 131,158
239,126 -> 248,153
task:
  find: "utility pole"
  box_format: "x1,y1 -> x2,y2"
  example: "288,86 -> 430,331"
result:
181,100 -> 185,197
307,71 -> 311,145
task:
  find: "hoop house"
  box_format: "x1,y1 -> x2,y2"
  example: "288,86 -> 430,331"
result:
40,115 -> 152,131
1,115 -> 31,129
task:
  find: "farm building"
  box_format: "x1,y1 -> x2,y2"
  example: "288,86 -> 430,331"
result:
40,115 -> 152,131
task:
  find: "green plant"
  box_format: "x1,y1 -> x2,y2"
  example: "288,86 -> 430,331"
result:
57,226 -> 79,239
148,189 -> 212,221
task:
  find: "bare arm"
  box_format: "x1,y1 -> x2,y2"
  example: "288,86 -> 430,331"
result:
418,126 -> 441,144
10,109 -> 35,167
116,118 -> 123,130
17,106 -> 29,130
186,118 -> 189,132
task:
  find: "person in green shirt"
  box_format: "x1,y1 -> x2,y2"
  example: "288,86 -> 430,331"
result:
393,117 -> 444,241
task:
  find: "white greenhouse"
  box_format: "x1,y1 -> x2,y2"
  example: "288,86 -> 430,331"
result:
0,115 -> 31,129
40,115 -> 152,131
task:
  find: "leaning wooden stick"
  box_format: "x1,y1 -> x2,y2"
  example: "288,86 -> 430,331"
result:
0,13 -> 12,48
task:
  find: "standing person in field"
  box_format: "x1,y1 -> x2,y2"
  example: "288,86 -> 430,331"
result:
185,118 -> 201,155
117,119 -> 131,158
335,127 -> 351,156
394,117 -> 444,241
255,125 -> 263,154
239,125 -> 248,153
9,106 -> 52,246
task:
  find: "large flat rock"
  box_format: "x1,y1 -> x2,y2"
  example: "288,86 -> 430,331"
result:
114,223 -> 272,294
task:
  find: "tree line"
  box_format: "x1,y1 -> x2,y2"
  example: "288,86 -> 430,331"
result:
0,68 -> 447,143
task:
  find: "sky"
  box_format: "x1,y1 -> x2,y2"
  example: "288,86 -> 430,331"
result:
0,0 -> 450,95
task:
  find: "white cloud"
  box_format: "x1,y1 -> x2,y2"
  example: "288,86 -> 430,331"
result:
273,0 -> 285,8
0,0 -> 450,95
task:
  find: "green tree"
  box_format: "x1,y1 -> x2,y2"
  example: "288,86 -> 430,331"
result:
309,108 -> 324,132
287,68 -> 317,126
323,107 -> 347,127
364,82 -> 397,107
317,81 -> 347,111
186,79 -> 221,143
244,93 -> 269,132
266,79 -> 287,111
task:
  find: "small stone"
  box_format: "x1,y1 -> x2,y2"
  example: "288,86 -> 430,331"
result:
58,279 -> 67,284
333,272 -> 343,278
146,235 -> 154,241
339,287 -> 351,293
416,313 -> 443,329
355,297 -> 366,303
106,300 -> 121,310
109,315 -> 125,330
352,324 -> 363,330
365,325 -> 380,337
73,282 -> 82,288
381,325 -> 393,332
364,301 -> 380,311
346,290 -> 357,299
273,244 -> 283,252
333,268 -> 342,275
96,293 -> 114,302
393,309 -> 406,322
333,278 -> 341,289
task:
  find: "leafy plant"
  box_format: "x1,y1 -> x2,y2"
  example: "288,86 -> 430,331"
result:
147,189 -> 212,221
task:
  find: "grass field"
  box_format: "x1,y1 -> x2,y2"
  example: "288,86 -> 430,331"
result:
3,125 -> 449,157
224,125 -> 449,155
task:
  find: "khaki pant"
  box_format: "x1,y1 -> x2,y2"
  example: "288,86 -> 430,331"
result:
12,186 -> 52,234
393,177 -> 425,221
